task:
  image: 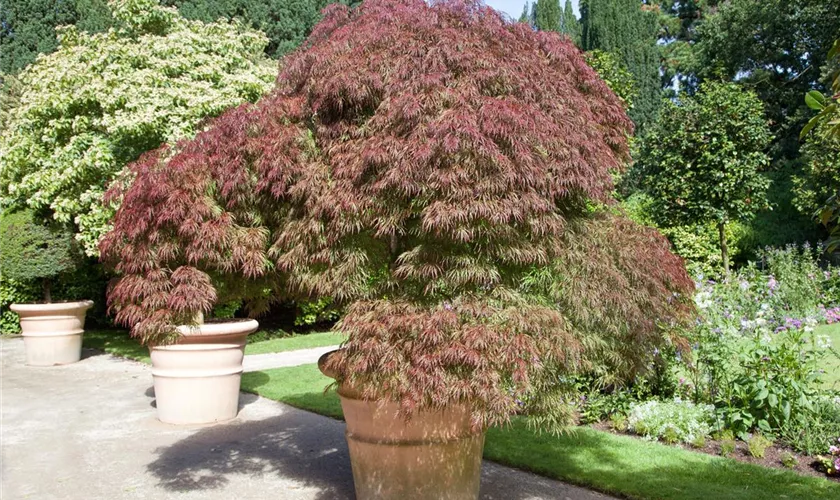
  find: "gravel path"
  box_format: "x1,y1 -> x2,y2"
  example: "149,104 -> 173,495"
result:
243,345 -> 339,372
1,336 -> 616,500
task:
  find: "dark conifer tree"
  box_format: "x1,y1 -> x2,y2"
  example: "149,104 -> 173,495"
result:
559,0 -> 580,45
534,0 -> 561,32
580,0 -> 660,128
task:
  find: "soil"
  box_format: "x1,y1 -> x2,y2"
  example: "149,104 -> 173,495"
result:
589,421 -> 839,483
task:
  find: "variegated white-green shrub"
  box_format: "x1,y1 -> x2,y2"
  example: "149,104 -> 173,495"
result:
0,0 -> 275,255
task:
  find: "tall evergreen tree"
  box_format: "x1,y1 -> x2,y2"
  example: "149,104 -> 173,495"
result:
534,0 -> 561,32
519,2 -> 531,24
580,0 -> 660,128
559,0 -> 580,45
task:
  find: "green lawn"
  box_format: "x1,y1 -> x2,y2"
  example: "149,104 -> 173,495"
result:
816,323 -> 840,389
82,329 -> 343,362
240,363 -> 840,500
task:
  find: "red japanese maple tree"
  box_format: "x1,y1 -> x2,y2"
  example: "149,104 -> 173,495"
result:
102,0 -> 694,429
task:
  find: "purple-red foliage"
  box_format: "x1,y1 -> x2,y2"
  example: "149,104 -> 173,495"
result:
102,0 -> 693,426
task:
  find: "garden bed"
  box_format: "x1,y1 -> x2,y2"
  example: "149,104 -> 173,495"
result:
590,420 -> 837,482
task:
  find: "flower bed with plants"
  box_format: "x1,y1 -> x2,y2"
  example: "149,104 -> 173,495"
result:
576,244 -> 840,480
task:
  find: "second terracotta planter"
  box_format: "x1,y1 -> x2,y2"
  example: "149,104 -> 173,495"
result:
11,300 -> 94,366
319,352 -> 486,500
150,319 -> 258,425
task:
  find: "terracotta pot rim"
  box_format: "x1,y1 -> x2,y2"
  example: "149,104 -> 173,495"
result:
176,319 -> 259,337
10,300 -> 94,313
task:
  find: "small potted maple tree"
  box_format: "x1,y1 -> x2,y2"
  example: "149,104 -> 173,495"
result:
98,110 -> 284,424
1,209 -> 93,365
101,0 -> 695,495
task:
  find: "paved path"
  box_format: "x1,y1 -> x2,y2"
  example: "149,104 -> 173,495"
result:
1,337 -> 616,500
243,345 -> 338,373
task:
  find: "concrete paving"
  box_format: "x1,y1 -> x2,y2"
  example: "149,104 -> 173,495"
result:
1,336 -> 616,500
243,345 -> 339,373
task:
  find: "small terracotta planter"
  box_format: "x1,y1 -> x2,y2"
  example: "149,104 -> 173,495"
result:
150,319 -> 258,425
318,350 -> 486,500
10,300 -> 94,366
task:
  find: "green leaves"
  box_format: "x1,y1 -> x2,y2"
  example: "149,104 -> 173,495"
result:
805,90 -> 827,111
638,81 -> 772,231
0,209 -> 80,284
0,0 -> 275,256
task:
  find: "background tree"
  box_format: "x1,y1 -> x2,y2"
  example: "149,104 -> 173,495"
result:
164,0 -> 360,58
0,74 -> 22,131
580,0 -> 661,128
585,50 -> 637,110
104,0 -> 694,429
696,0 -> 840,159
800,38 -> 840,252
638,81 -> 772,272
519,2 -> 532,23
534,0 -> 561,32
559,0 -> 580,45
0,0 -> 112,74
0,0 -> 275,256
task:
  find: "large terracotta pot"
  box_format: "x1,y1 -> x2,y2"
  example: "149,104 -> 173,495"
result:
10,300 -> 94,366
150,319 -> 258,425
318,351 -> 485,500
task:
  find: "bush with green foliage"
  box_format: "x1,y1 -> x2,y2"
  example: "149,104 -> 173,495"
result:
622,192 -> 747,278
747,433 -> 773,458
585,49 -> 637,111
638,81 -> 773,272
627,399 -> 715,445
0,0 -> 275,256
0,209 -> 79,302
0,276 -> 38,334
801,38 -> 840,252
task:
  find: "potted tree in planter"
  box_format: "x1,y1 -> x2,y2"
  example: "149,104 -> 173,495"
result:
0,209 -> 93,365
102,0 -> 696,494
99,100 -> 298,424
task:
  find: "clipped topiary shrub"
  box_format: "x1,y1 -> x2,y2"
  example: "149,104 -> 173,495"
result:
0,209 -> 80,303
102,0 -> 695,430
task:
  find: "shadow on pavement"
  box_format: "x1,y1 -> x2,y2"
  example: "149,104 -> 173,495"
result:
146,392 -> 610,500
146,397 -> 356,499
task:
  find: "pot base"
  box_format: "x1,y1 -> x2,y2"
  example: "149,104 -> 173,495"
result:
150,319 -> 258,425
11,301 -> 94,366
339,393 -> 485,500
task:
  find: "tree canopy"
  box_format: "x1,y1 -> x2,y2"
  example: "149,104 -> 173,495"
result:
0,209 -> 79,301
103,0 -> 693,429
580,0 -> 661,128
0,0 -> 276,256
638,81 -> 772,271
0,0 -> 112,74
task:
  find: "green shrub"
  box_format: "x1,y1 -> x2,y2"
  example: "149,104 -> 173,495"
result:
716,429 -> 737,457
621,193 -> 747,277
0,276 -> 38,334
0,209 -> 79,302
747,432 -> 773,458
294,297 -> 341,327
781,452 -> 798,468
608,413 -> 628,431
627,399 -> 715,445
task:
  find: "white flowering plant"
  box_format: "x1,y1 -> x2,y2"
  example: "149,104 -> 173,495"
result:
627,399 -> 715,445
0,0 -> 276,256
